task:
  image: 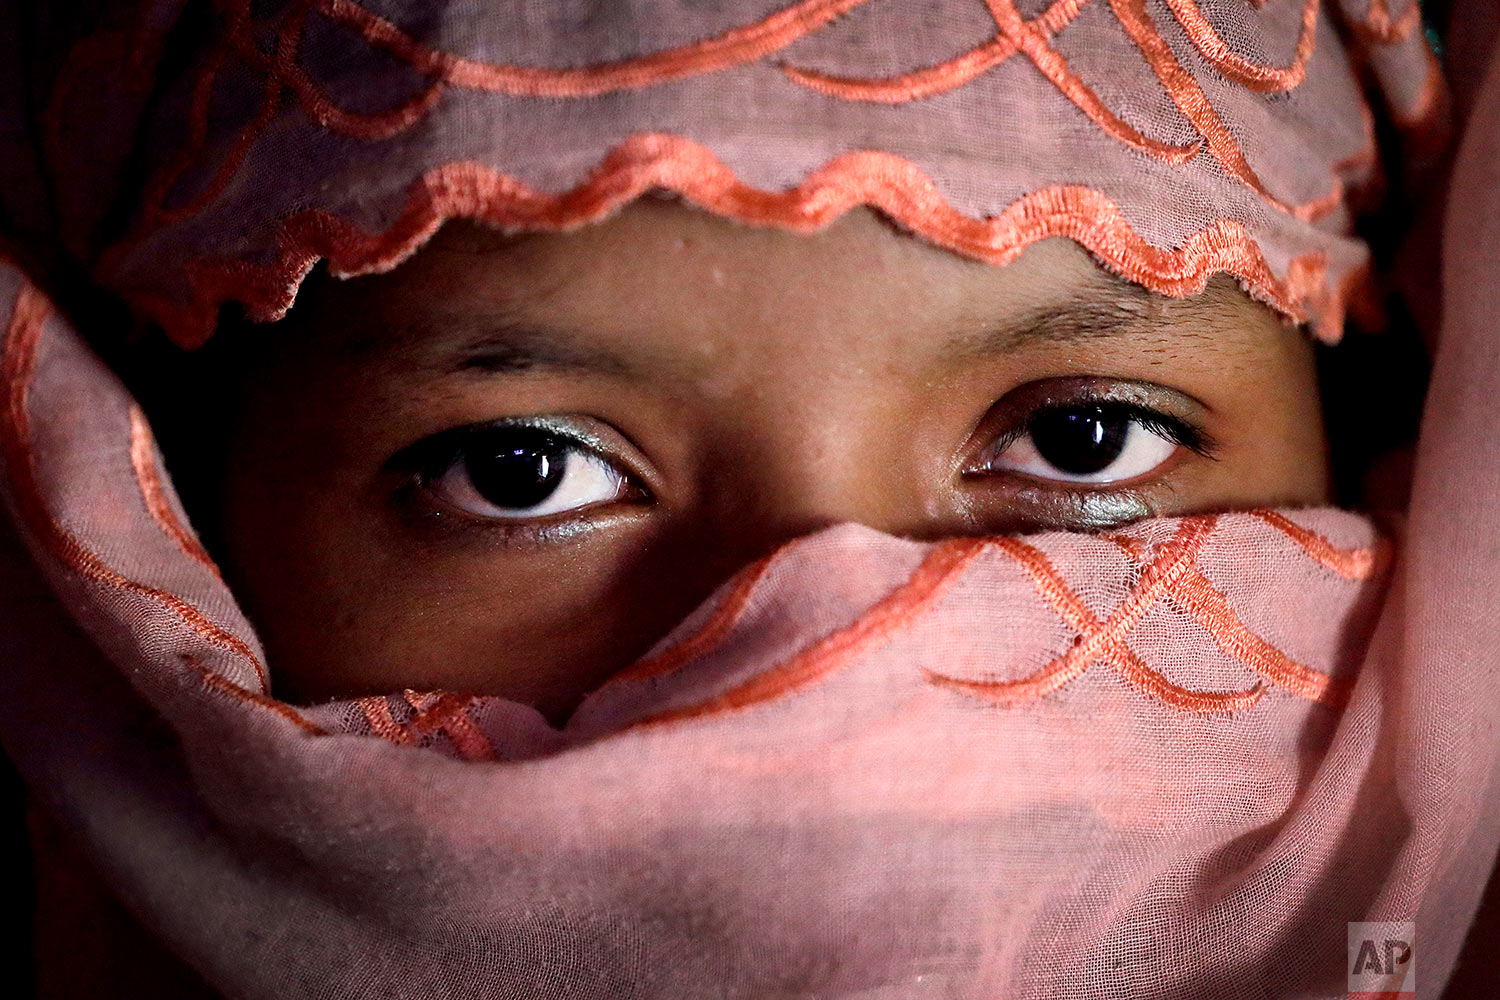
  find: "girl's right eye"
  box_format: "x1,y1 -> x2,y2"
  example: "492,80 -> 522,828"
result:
980,402 -> 1184,485
414,425 -> 635,522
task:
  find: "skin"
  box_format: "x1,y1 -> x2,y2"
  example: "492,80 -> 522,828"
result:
177,198 -> 1329,722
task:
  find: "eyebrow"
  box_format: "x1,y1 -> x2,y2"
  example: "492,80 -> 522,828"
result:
363,316 -> 642,377
453,323 -> 637,376
949,283 -> 1161,358
371,276 -> 1228,379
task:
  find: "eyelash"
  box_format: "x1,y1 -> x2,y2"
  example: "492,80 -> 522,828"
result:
389,387 -> 1215,538
984,399 -> 1213,462
388,419 -> 649,538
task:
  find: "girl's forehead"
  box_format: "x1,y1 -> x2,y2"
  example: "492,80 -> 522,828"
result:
335,201 -> 1254,342
270,200 -> 1297,407
370,203 -> 1116,314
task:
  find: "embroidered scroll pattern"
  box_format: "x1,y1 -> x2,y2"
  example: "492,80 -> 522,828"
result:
74,0 -> 1435,348
131,0 -> 1390,238
924,512 -> 1388,712
613,511 -> 1387,732
151,145 -> 1338,347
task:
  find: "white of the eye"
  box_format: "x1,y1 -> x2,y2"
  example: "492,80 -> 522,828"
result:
990,420 -> 1178,484
437,448 -> 627,520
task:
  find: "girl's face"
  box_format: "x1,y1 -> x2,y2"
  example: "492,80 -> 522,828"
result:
205,199 -> 1328,720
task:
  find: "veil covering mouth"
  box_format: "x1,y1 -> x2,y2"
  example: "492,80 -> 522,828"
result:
1,0 -> 1497,997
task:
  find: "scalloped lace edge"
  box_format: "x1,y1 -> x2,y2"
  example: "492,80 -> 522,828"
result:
110,134 -> 1355,347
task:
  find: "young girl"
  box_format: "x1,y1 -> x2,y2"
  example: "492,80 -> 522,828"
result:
148,205 -> 1334,721
1,0 -> 1494,997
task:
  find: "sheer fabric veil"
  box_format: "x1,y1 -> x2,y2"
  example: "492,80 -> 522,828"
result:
0,1 -> 1497,997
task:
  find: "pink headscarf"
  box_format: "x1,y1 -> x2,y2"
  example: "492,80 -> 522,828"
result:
1,1 -> 1493,996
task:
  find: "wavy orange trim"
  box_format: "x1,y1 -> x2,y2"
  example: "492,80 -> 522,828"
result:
319,0 -> 874,98
1107,0 -> 1340,221
129,0 -> 1341,249
127,403 -> 221,576
1163,0 -> 1320,93
129,136 -> 1341,349
779,0 -> 1088,103
632,538 -> 985,728
126,0 -> 877,245
984,0 -> 1201,165
0,283 -> 269,691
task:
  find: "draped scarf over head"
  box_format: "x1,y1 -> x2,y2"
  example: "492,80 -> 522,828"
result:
2,1 -> 1497,997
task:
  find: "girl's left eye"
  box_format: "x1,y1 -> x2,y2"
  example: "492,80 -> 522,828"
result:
977,403 -> 1189,485
418,425 -> 631,521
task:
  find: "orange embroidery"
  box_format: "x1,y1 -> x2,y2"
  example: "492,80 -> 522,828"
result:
190,655 -> 324,735
1250,509 -> 1387,580
1163,0 -> 1320,93
621,511 -> 1376,726
926,516 -> 1267,714
633,538 -> 987,728
127,403 -> 221,576
0,282 -> 269,690
126,0 -> 878,239
238,0 -> 443,141
780,0 -> 1089,103
933,511 -> 1379,711
105,0 -> 1375,311
320,0 -> 874,97
1106,0 -> 1341,221
136,8 -> 279,233
357,691 -> 497,760
141,139 -> 1342,349
357,694 -> 415,745
1102,532 -> 1147,562
403,691 -> 497,761
1171,568 -> 1345,703
984,0 -> 1200,165
606,550 -> 782,686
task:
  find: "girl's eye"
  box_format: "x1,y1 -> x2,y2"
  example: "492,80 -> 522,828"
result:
422,426 -> 631,520
980,403 -> 1184,485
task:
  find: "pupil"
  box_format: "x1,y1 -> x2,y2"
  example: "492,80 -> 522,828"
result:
1029,405 -> 1129,475
465,429 -> 568,509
